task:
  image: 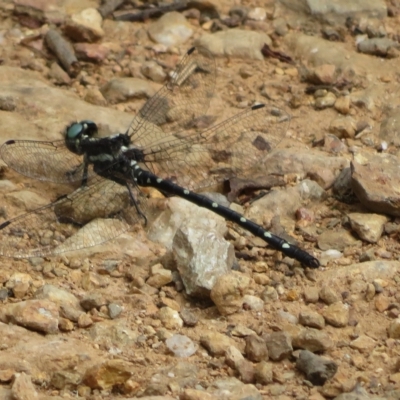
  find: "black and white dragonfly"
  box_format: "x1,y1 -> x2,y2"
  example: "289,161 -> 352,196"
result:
0,47 -> 319,268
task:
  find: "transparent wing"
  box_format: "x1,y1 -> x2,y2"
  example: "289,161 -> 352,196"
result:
0,176 -> 148,258
129,46 -> 216,149
0,139 -> 85,184
140,104 -> 291,190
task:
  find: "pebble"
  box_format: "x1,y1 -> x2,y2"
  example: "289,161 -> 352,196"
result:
254,361 -> 273,385
334,96 -> 351,114
348,212 -> 388,243
242,295 -> 264,311
166,334 -> 198,357
319,286 -> 341,305
245,335 -> 268,362
200,331 -> 238,356
299,310 -> 325,329
296,350 -> 338,385
388,318 -> 400,339
0,299 -> 59,334
329,116 -> 357,138
350,335 -> 376,352
322,302 -> 349,328
293,328 -> 334,352
315,92 -> 336,109
210,272 -> 252,315
263,332 -> 293,361
147,264 -> 173,288
158,307 -> 183,330
148,12 -> 194,47
65,7 -> 104,42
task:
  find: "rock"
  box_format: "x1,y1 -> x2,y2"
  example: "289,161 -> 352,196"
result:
263,332 -> 293,361
247,7 -> 266,21
74,43 -> 110,62
80,292 -> 106,311
158,307 -> 183,330
319,286 -> 341,305
358,38 -> 400,57
6,273 -> 32,298
315,92 -> 336,109
299,310 -> 325,329
83,359 -> 135,390
350,335 -> 376,352
174,225 -> 234,298
245,335 -> 268,362
65,8 -> 104,42
0,299 -> 59,334
141,60 -> 167,83
329,116 -> 357,138
317,229 -> 360,252
200,331 -> 238,356
242,295 -> 264,311
254,361 -> 273,385
351,155 -> 400,217
209,377 -> 262,400
303,287 -> 319,303
334,96 -> 351,114
147,264 -> 173,288
322,302 -> 349,328
180,308 -> 198,327
296,350 -> 338,385
11,372 -> 38,399
196,29 -> 272,60
388,318 -> 400,339
148,12 -> 194,47
166,334 -> 198,357
108,303 -> 123,319
293,328 -> 334,352
282,0 -> 387,25
100,77 -> 157,104
210,272 -> 252,315
225,345 -> 245,369
348,212 -> 388,243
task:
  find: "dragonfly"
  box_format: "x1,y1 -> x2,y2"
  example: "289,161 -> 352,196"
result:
0,47 -> 319,268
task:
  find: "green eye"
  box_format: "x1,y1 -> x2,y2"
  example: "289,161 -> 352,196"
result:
66,123 -> 83,139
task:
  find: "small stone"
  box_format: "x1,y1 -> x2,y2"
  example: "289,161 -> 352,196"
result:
299,310 -> 325,329
296,350 -> 338,385
236,360 -> 255,383
375,294 -> 390,312
78,313 -> 93,328
108,303 -> 123,319
245,335 -> 268,362
261,286 -> 278,302
388,318 -> 400,339
80,292 -> 105,311
322,302 -> 349,328
319,286 -> 341,305
225,345 -> 245,369
348,212 -> 388,243
303,287 -> 319,303
254,361 -> 273,385
141,60 -> 167,83
329,116 -> 357,138
210,272 -> 251,316
350,335 -> 376,352
315,92 -> 336,109
65,8 -> 104,42
158,307 -> 183,330
166,334 -> 198,357
180,308 -> 198,326
312,64 -> 336,84
293,328 -> 334,352
59,317 -> 74,331
147,264 -> 173,288
83,359 -> 135,390
242,295 -> 264,311
247,7 -> 266,21
11,373 -> 38,399
200,331 -> 237,356
334,96 -> 351,114
263,331 -> 292,361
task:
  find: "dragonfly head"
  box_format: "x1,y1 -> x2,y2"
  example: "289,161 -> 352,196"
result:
65,120 -> 98,154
